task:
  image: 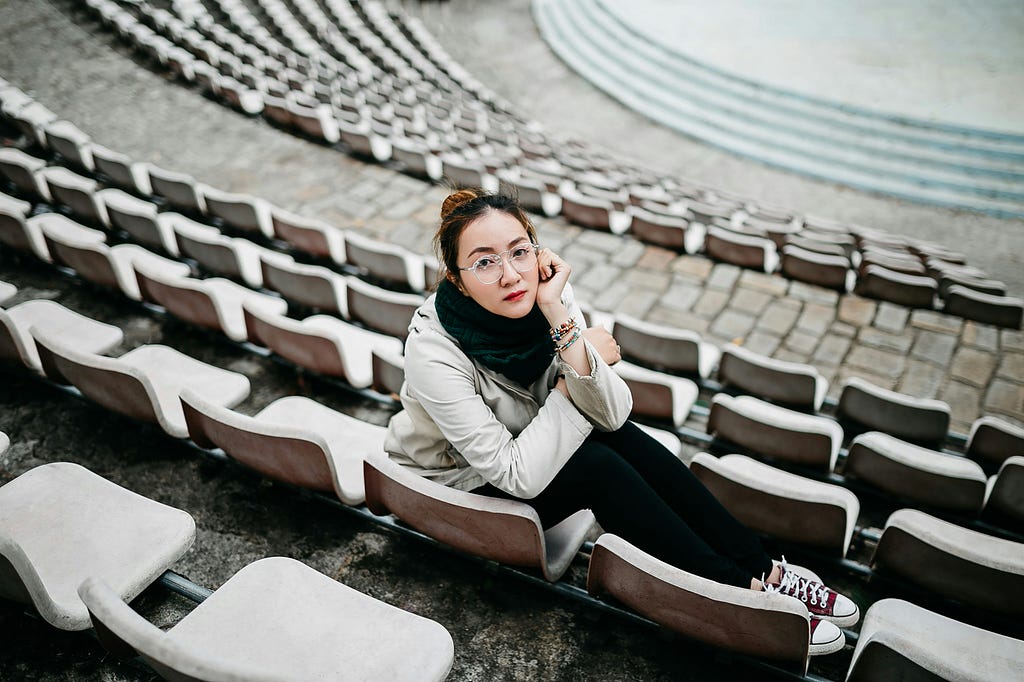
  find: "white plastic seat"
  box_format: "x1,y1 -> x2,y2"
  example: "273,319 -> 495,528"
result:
560,187 -> 629,234
0,147 -> 51,199
690,453 -> 859,556
586,534 -> 815,670
135,265 -> 286,342
271,207 -> 346,263
182,392 -> 386,505
718,343 -> 828,410
43,223 -> 190,300
0,461 -> 195,631
364,453 -> 595,582
146,164 -> 206,214
97,188 -> 179,254
31,333 -> 250,438
43,120 -> 94,171
390,136 -> 442,180
872,509 -> 1024,616
780,244 -> 853,291
847,598 -> 1024,682
613,361 -> 698,428
0,280 -> 14,305
625,206 -> 704,253
705,226 -> 779,273
260,257 -> 349,316
199,185 -> 274,237
856,264 -> 937,309
707,394 -> 844,472
983,456 -> 1024,530
845,432 -> 987,513
343,230 -> 426,292
345,276 -> 423,340
242,305 -> 402,388
90,143 -> 152,194
0,430 -> 7,456
289,101 -> 340,143
8,101 -> 57,147
837,377 -> 951,444
440,154 -> 497,192
173,216 -> 289,287
967,416 -> 1024,468
943,285 -> 1023,329
611,313 -> 719,378
79,557 -> 454,681
24,212 -> 106,262
0,191 -> 35,255
38,166 -> 108,225
0,299 -> 122,375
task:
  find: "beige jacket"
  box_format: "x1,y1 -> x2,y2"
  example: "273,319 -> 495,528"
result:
384,284 -> 633,498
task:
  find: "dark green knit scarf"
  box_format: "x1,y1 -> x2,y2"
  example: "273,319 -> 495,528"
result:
434,279 -> 555,388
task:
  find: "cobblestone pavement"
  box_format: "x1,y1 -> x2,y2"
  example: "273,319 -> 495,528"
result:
0,0 -> 1021,680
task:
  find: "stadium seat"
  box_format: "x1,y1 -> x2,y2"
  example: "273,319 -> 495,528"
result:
0,280 -> 14,305
625,206 -> 704,253
371,345 -> 405,398
343,230 -> 426,292
200,186 -> 274,238
391,136 -> 442,180
836,377 -> 951,444
43,227 -> 189,301
844,432 -> 987,514
0,299 -> 123,375
242,305 -> 403,388
135,266 -> 286,342
560,187 -> 628,234
271,207 -> 346,263
38,166 -> 108,226
0,461 -> 195,630
942,285 -> 1023,329
146,164 -> 207,214
611,313 -> 720,378
182,392 -> 385,505
855,264 -> 937,308
614,361 -> 698,428
43,120 -> 94,171
780,244 -> 853,291
691,453 -> 859,557
7,101 -> 57,147
982,456 -> 1024,531
586,534 -> 822,666
848,599 -> 1024,681
345,276 -> 423,340
707,394 -> 843,472
98,188 -> 179,255
0,148 -> 50,199
364,453 -> 596,582
718,343 -> 828,410
90,143 -> 153,194
260,256 -> 349,316
173,216 -> 290,287
705,227 -> 779,273
871,508 -> 1024,616
967,416 -> 1024,469
0,191 -> 41,257
78,557 -> 454,681
31,333 -> 249,438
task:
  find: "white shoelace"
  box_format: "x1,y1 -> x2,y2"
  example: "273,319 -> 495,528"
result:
764,558 -> 830,607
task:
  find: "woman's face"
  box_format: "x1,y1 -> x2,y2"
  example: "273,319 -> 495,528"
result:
453,209 -> 539,319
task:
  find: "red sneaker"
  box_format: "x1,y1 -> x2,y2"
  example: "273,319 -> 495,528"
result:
808,617 -> 844,656
764,557 -> 860,627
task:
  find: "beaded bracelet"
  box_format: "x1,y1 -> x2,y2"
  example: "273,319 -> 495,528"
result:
555,326 -> 581,352
550,318 -> 577,343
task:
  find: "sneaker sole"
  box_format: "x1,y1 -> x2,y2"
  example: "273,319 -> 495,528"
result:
808,629 -> 846,656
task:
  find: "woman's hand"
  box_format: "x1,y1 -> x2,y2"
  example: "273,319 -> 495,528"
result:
536,248 -> 571,311
582,327 -> 622,365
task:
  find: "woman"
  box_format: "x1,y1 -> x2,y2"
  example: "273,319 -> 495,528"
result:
384,189 -> 858,653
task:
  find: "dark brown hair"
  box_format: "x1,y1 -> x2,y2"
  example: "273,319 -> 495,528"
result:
434,187 -> 537,285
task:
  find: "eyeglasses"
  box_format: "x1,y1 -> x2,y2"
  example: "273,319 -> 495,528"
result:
459,243 -> 540,284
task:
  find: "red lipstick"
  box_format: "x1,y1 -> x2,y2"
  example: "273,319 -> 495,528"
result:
504,290 -> 526,302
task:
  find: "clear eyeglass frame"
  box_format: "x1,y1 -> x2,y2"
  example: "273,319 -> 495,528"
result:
459,243 -> 541,284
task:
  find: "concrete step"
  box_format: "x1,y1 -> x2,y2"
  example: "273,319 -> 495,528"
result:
534,0 -> 1024,217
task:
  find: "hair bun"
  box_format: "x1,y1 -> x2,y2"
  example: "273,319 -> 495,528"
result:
441,188 -> 481,220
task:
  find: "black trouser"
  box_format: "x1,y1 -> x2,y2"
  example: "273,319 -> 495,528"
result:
473,421 -> 773,588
